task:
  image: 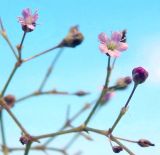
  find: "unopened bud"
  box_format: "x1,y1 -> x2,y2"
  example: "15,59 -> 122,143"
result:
19,135 -> 32,145
74,91 -> 89,96
132,67 -> 148,84
3,95 -> 16,108
112,146 -> 123,153
138,139 -> 155,147
116,76 -> 132,90
60,25 -> 84,48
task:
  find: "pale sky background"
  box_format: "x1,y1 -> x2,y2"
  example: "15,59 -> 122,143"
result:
0,0 -> 160,155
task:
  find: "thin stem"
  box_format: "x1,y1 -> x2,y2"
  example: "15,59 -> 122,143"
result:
124,84 -> 137,108
114,136 -> 138,143
4,37 -> 19,60
0,18 -> 18,60
35,126 -> 82,140
0,112 -> 8,155
109,107 -> 127,134
109,84 -> 138,134
1,64 -> 18,96
35,126 -> 108,140
24,142 -> 32,155
111,136 -> 135,155
0,99 -> 28,135
63,134 -> 80,150
23,45 -> 60,63
0,112 -> 6,146
84,56 -> 111,126
18,32 -> 27,60
39,48 -> 64,91
43,103 -> 92,146
15,90 -> 69,103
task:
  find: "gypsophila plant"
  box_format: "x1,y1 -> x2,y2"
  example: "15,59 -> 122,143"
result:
0,8 -> 155,155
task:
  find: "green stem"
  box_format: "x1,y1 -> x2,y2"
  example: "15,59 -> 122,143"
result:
4,37 -> 19,60
0,99 -> 28,135
43,103 -> 90,146
35,126 -> 82,140
35,126 -> 108,140
0,112 -> 8,155
124,84 -> 137,108
1,64 -> 18,96
19,32 -> 27,60
23,45 -> 60,63
24,142 -> 32,155
39,48 -> 64,91
109,84 -> 138,134
84,56 -> 111,125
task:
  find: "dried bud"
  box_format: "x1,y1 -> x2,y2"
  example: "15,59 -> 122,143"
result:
19,135 -> 32,145
112,146 -> 123,153
74,91 -> 89,96
138,139 -> 155,147
116,76 -> 132,90
120,29 -> 127,43
3,95 -> 16,108
100,91 -> 114,105
132,67 -> 148,84
60,25 -> 84,48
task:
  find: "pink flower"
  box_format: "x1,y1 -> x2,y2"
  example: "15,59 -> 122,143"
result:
98,31 -> 128,57
18,8 -> 38,32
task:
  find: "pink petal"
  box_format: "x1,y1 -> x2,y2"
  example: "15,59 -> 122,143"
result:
107,50 -> 120,57
32,10 -> 38,21
27,24 -> 35,30
117,42 -> 128,51
22,8 -> 31,18
99,44 -> 108,53
98,32 -> 108,43
111,31 -> 122,42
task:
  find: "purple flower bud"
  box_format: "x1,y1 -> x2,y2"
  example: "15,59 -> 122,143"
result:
19,135 -> 32,145
3,95 -> 16,108
112,146 -> 123,153
132,67 -> 148,84
138,139 -> 155,147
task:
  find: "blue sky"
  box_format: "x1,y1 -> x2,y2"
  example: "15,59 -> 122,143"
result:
0,0 -> 160,155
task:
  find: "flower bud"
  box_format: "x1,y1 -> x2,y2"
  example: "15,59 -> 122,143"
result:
112,146 -> 123,153
19,135 -> 32,145
3,95 -> 16,108
132,67 -> 148,84
120,29 -> 127,43
116,76 -> 132,90
74,91 -> 89,96
138,139 -> 155,147
100,91 -> 114,105
60,25 -> 84,48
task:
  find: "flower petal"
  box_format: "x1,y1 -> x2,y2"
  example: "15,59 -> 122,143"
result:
22,8 -> 31,18
111,31 -> 122,42
32,10 -> 38,21
99,44 -> 108,53
117,42 -> 128,51
108,50 -> 120,57
98,32 -> 108,43
27,24 -> 35,30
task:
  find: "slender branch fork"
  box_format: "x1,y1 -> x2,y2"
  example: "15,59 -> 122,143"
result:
0,20 -> 152,155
